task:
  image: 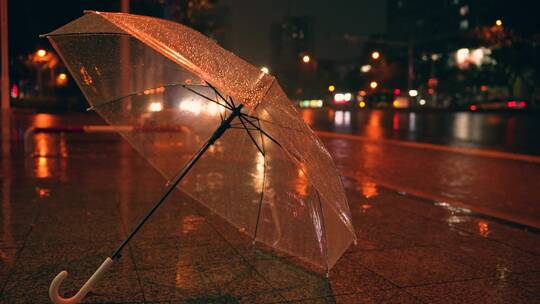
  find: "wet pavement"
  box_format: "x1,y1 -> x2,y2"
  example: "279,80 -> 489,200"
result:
302,108 -> 540,155
1,111 -> 540,303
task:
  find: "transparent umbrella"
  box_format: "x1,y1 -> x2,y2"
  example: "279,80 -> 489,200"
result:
43,11 -> 356,304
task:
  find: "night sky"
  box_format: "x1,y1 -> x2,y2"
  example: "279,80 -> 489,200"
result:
7,0 -> 386,66
221,0 -> 386,65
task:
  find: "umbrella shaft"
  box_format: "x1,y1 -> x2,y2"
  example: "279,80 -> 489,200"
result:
111,104 -> 244,259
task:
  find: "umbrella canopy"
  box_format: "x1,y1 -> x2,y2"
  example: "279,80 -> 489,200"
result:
45,11 -> 356,272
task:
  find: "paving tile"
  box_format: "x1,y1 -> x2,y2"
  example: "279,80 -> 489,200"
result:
507,272 -> 540,297
405,278 -> 537,304
249,258 -> 324,291
248,257 -> 391,301
452,219 -> 540,256
332,288 -> 421,304
0,248 -> 17,290
234,292 -> 284,303
335,289 -> 422,304
26,213 -> 126,246
442,240 -> 540,276
327,255 -> 395,296
132,238 -> 241,270
1,266 -> 143,304
203,261 -> 280,300
138,265 -> 220,302
9,242 -> 134,282
224,240 -> 277,262
347,226 -> 416,252
353,246 -> 486,287
284,288 -> 421,304
0,223 -> 32,249
132,215 -> 225,246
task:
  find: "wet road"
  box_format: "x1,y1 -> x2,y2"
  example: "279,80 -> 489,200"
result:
301,108 -> 540,155
300,109 -> 540,229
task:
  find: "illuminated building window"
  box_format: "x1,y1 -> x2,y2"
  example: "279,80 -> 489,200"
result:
460,5 -> 469,16
460,19 -> 469,30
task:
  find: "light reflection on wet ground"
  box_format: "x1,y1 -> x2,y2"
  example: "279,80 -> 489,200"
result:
306,108 -> 540,155
0,111 -> 539,302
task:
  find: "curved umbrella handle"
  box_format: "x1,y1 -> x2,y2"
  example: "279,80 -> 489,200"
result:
49,257 -> 114,304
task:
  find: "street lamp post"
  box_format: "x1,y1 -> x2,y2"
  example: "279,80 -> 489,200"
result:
346,35 -> 415,90
1,0 -> 9,163
407,41 -> 414,91
1,0 -> 9,110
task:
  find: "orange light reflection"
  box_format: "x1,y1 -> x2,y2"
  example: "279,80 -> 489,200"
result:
361,181 -> 378,198
365,111 -> 383,139
478,220 -> 490,237
33,113 -> 54,128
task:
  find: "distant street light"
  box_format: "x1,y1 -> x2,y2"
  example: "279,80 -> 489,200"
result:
495,19 -> 503,27
328,85 -> 335,92
369,81 -> 378,89
37,49 -> 47,58
371,51 -> 380,60
302,55 -> 310,63
56,73 -> 68,86
343,35 -> 415,90
260,66 -> 269,74
408,89 -> 418,97
360,65 -> 371,73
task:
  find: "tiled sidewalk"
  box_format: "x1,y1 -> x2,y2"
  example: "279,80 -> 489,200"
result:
1,137 -> 539,303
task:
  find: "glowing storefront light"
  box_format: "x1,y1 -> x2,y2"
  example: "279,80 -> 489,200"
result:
456,48 -> 470,67
179,100 -> 202,115
149,102 -> 163,112
334,93 -> 352,104
456,47 -> 493,69
334,111 -> 351,126
408,89 -> 418,97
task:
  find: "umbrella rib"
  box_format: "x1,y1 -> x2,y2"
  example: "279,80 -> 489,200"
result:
229,126 -> 258,131
253,118 -> 267,241
316,190 -> 329,272
86,82 -> 232,111
257,119 -> 267,155
205,81 -> 234,108
86,82 -> 182,111
238,116 -> 265,156
239,114 -> 282,148
180,85 -> 234,110
228,96 -> 236,107
213,90 -> 225,121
